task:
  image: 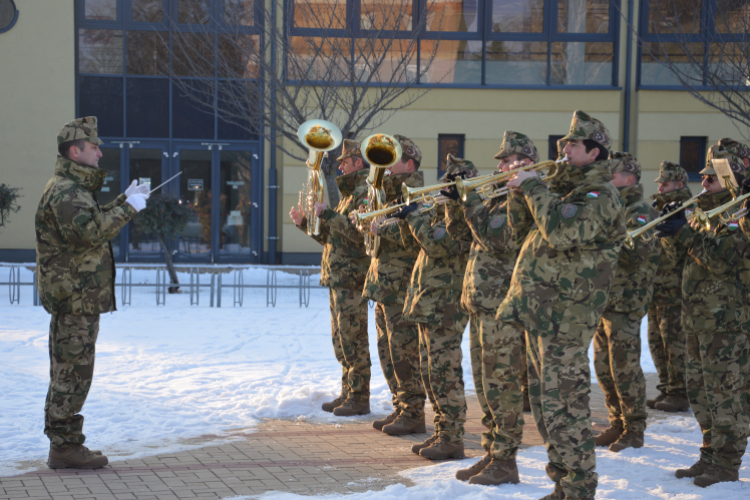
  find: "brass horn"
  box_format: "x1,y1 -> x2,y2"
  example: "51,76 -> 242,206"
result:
455,159 -> 564,202
623,189 -> 708,249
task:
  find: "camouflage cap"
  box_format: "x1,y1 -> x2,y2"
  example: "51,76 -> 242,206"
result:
610,151 -> 641,180
701,144 -> 744,176
717,138 -> 750,165
655,161 -> 688,184
441,154 -> 478,181
57,116 -> 104,146
393,134 -> 422,164
336,138 -> 363,162
494,131 -> 539,162
561,110 -> 612,151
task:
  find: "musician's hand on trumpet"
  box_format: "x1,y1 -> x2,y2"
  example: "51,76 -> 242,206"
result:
314,201 -> 328,217
655,201 -> 687,238
393,202 -> 419,220
290,204 -> 304,227
506,161 -> 539,191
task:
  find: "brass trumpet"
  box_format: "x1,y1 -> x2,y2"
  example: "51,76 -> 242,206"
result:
455,159 -> 563,201
402,181 -> 459,205
623,189 -> 708,249
704,191 -> 750,226
354,197 -> 448,231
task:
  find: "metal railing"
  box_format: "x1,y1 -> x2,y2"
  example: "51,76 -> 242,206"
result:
0,264 -> 322,308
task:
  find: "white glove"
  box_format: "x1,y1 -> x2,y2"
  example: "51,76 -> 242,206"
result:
126,194 -> 147,212
124,180 -> 151,199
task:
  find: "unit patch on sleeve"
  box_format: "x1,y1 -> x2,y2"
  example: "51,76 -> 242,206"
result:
489,216 -> 506,229
561,203 -> 579,219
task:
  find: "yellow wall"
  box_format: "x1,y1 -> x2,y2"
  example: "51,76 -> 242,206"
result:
0,0 -> 75,253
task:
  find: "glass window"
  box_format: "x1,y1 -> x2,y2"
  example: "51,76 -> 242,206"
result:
420,40 -> 482,84
360,0 -> 413,30
218,80 -> 259,140
84,0 -> 117,21
126,31 -> 169,75
293,0 -> 346,29
707,42 -> 746,86
224,0 -> 255,26
354,38 -> 417,83
132,0 -> 164,23
79,76 -> 124,137
680,136 -> 706,179
491,0 -> 544,33
288,36 -> 351,81
550,41 -> 612,85
178,0 -> 210,24
126,78 -> 169,137
438,134 -> 464,179
486,40 -> 548,85
640,41 -> 704,86
427,0 -> 479,32
647,0 -> 702,34
715,0 -> 748,33
98,147 -> 122,258
557,0 -> 609,34
178,149 -> 213,256
218,34 -> 260,78
219,150 -> 253,256
79,29 -> 123,74
172,80 -> 215,139
173,32 -> 216,77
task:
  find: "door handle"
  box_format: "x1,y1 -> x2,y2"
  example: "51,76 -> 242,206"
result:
173,152 -> 179,157
252,202 -> 259,208
163,152 -> 169,158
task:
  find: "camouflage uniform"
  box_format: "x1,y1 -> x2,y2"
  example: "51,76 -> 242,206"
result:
444,133 -> 538,462
594,153 -> 660,434
648,163 -> 692,400
400,157 -> 475,443
673,147 -> 750,473
36,117 -> 137,447
300,140 -> 371,403
497,111 -> 626,499
363,139 -> 425,419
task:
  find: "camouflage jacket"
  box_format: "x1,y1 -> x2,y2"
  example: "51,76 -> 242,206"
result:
605,184 -> 660,315
363,171 -> 424,305
677,190 -> 750,333
300,169 -> 370,290
650,187 -> 693,305
35,155 -> 137,315
497,160 -> 626,330
401,204 -> 471,324
444,191 -> 521,314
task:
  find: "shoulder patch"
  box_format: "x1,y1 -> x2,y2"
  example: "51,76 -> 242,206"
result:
433,227 -> 447,240
561,203 -> 579,219
637,215 -> 647,225
727,220 -> 739,231
489,216 -> 506,229
586,192 -> 599,199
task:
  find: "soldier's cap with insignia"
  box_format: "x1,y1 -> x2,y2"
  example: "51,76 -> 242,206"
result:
441,153 -> 478,181
493,131 -> 540,162
718,138 -> 750,164
610,151 -> 641,180
655,161 -> 688,184
701,145 -> 744,176
561,110 -> 612,151
336,138 -> 363,162
57,116 -> 104,146
393,134 -> 422,164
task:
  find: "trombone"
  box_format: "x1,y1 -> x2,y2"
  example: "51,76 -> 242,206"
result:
455,158 -> 564,201
623,189 -> 708,249
360,133 -> 402,256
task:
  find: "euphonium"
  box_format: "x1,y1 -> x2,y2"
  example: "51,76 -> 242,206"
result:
455,159 -> 560,201
623,189 -> 708,249
360,133 -> 402,256
297,119 -> 342,236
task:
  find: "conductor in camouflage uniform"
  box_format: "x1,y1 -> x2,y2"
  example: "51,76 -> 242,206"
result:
36,117 -> 150,469
364,135 -> 427,435
499,110 -> 626,500
442,132 -> 537,486
289,139 -> 372,416
395,155 -> 474,460
593,153 -> 660,452
657,145 -> 749,487
646,162 -> 692,412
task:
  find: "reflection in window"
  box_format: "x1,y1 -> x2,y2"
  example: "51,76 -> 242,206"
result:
715,0 -> 749,33
178,0 -> 210,24
173,80 -> 215,139
486,41 -> 547,85
126,78 -> 169,137
79,29 -> 123,74
550,42 -> 612,85
79,76 -> 124,137
492,0 -> 544,33
224,0 -> 255,26
98,147 -> 122,258
126,31 -> 169,75
220,151 -> 253,255
640,42 -> 704,85
557,0 -> 609,33
132,0 -> 164,23
173,32 -> 215,77
178,150 -> 213,256
293,0 -> 347,29
218,80 -> 260,140
421,40 -> 481,84
354,38 -> 417,83
708,42 -> 747,87
218,34 -> 260,78
647,0 -> 702,34
427,0 -> 479,32
288,37 -> 351,81
84,0 -> 117,21
360,0 -> 413,30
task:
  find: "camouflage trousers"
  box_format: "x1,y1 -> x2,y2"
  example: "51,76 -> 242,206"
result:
647,302 -> 686,397
417,310 -> 469,443
526,323 -> 598,499
469,310 -> 525,460
329,288 -> 371,402
594,311 -> 648,432
684,326 -> 749,471
44,313 -> 99,447
374,302 -> 425,419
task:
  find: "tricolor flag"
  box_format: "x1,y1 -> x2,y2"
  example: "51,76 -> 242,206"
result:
587,192 -> 600,199
637,215 -> 647,225
728,220 -> 739,230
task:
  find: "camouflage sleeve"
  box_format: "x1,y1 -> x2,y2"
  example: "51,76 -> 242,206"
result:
404,208 -> 469,257
678,224 -> 750,274
507,189 -> 534,246
519,177 -> 617,250
444,200 -> 472,244
298,217 -> 329,246
49,188 -> 137,247
319,208 -> 364,245
741,200 -> 750,240
621,206 -> 661,265
100,194 -> 127,212
463,194 -> 518,254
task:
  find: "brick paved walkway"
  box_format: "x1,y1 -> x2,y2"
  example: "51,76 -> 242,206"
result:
1,374 -> 672,500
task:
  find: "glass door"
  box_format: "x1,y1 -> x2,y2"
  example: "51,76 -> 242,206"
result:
219,149 -> 254,260
97,145 -> 123,259
174,146 -> 213,261
127,146 -> 168,260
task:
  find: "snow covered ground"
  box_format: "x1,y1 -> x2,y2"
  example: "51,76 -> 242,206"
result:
1,265 -> 747,498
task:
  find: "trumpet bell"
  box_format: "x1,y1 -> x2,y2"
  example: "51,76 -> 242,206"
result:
297,119 -> 343,152
362,133 -> 403,168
